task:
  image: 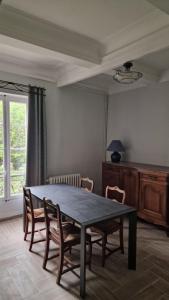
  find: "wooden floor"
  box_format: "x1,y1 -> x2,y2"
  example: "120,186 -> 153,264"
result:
0,218 -> 169,300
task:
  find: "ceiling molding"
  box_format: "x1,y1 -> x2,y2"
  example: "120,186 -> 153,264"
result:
0,1 -> 168,94
108,81 -> 148,95
147,0 -> 169,15
57,24 -> 169,87
0,58 -> 57,82
0,5 -> 102,67
103,25 -> 169,65
0,34 -> 77,67
55,64 -> 85,81
103,9 -> 169,56
160,69 -> 169,83
73,82 -> 108,96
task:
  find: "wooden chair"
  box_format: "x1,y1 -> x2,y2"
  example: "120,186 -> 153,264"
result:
81,177 -> 94,192
105,185 -> 126,203
90,185 -> 126,267
23,187 -> 46,251
43,198 -> 92,285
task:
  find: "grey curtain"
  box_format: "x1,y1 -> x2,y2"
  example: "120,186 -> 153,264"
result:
26,86 -> 47,186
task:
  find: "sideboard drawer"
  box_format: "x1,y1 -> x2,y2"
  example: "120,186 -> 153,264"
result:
140,172 -> 167,183
103,163 -> 121,173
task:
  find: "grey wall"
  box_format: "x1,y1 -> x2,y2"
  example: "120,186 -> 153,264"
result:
0,71 -> 106,218
46,85 -> 106,192
107,82 -> 169,166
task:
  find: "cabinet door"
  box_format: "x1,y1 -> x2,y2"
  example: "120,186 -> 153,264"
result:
121,168 -> 138,208
102,164 -> 121,196
139,176 -> 167,226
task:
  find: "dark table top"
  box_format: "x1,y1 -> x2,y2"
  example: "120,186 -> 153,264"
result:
30,184 -> 136,227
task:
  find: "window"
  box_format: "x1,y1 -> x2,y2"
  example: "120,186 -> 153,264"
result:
0,93 -> 27,201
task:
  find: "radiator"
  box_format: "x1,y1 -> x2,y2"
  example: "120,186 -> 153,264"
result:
47,173 -> 81,187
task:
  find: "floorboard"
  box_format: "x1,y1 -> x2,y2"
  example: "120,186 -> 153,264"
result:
0,217 -> 169,300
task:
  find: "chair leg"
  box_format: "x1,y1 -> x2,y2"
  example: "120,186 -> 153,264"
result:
102,235 -> 107,267
23,206 -> 26,233
29,222 -> 35,252
88,241 -> 92,271
120,225 -> 124,254
56,248 -> 64,285
24,217 -> 29,241
43,236 -> 50,269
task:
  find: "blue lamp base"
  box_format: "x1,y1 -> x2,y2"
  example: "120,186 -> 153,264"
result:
111,151 -> 121,163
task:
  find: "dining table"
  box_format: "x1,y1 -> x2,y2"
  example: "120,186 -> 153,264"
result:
29,184 -> 137,298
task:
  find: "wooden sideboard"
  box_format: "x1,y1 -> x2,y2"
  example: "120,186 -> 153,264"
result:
102,161 -> 169,230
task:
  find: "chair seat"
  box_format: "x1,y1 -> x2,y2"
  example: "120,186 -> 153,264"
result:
91,219 -> 120,235
34,208 -> 45,217
27,208 -> 45,221
50,223 -> 90,246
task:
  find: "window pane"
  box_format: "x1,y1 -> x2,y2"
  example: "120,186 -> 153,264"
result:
10,101 -> 27,196
10,102 -> 27,148
0,176 -> 4,198
0,100 -> 4,198
10,175 -> 25,196
10,149 -> 26,173
0,126 -> 3,149
0,155 -> 4,197
0,100 -> 3,124
0,100 -> 4,158
0,149 -> 4,174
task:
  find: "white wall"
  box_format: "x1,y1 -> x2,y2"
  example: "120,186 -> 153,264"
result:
46,85 -> 106,189
0,71 -> 106,219
107,82 -> 169,166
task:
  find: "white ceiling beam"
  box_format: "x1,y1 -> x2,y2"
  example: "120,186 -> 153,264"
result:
57,23 -> 169,87
0,5 -> 102,67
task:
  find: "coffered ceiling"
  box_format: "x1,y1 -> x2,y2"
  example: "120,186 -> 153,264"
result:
4,0 -> 153,41
0,0 -> 169,94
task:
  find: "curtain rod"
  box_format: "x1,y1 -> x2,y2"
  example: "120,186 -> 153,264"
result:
0,79 -> 46,95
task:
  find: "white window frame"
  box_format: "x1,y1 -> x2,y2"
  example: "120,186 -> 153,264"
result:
0,92 -> 28,202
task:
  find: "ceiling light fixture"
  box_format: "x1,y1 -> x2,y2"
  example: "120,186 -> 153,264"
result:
113,61 -> 143,84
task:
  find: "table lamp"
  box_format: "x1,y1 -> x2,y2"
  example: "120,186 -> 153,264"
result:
107,140 -> 125,163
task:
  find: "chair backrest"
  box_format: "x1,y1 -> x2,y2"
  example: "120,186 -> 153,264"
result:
105,185 -> 126,204
43,198 -> 63,245
43,198 -> 52,232
81,177 -> 94,192
23,187 -> 34,217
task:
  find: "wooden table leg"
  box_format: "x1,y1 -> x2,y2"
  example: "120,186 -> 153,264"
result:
80,225 -> 86,298
128,211 -> 137,270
